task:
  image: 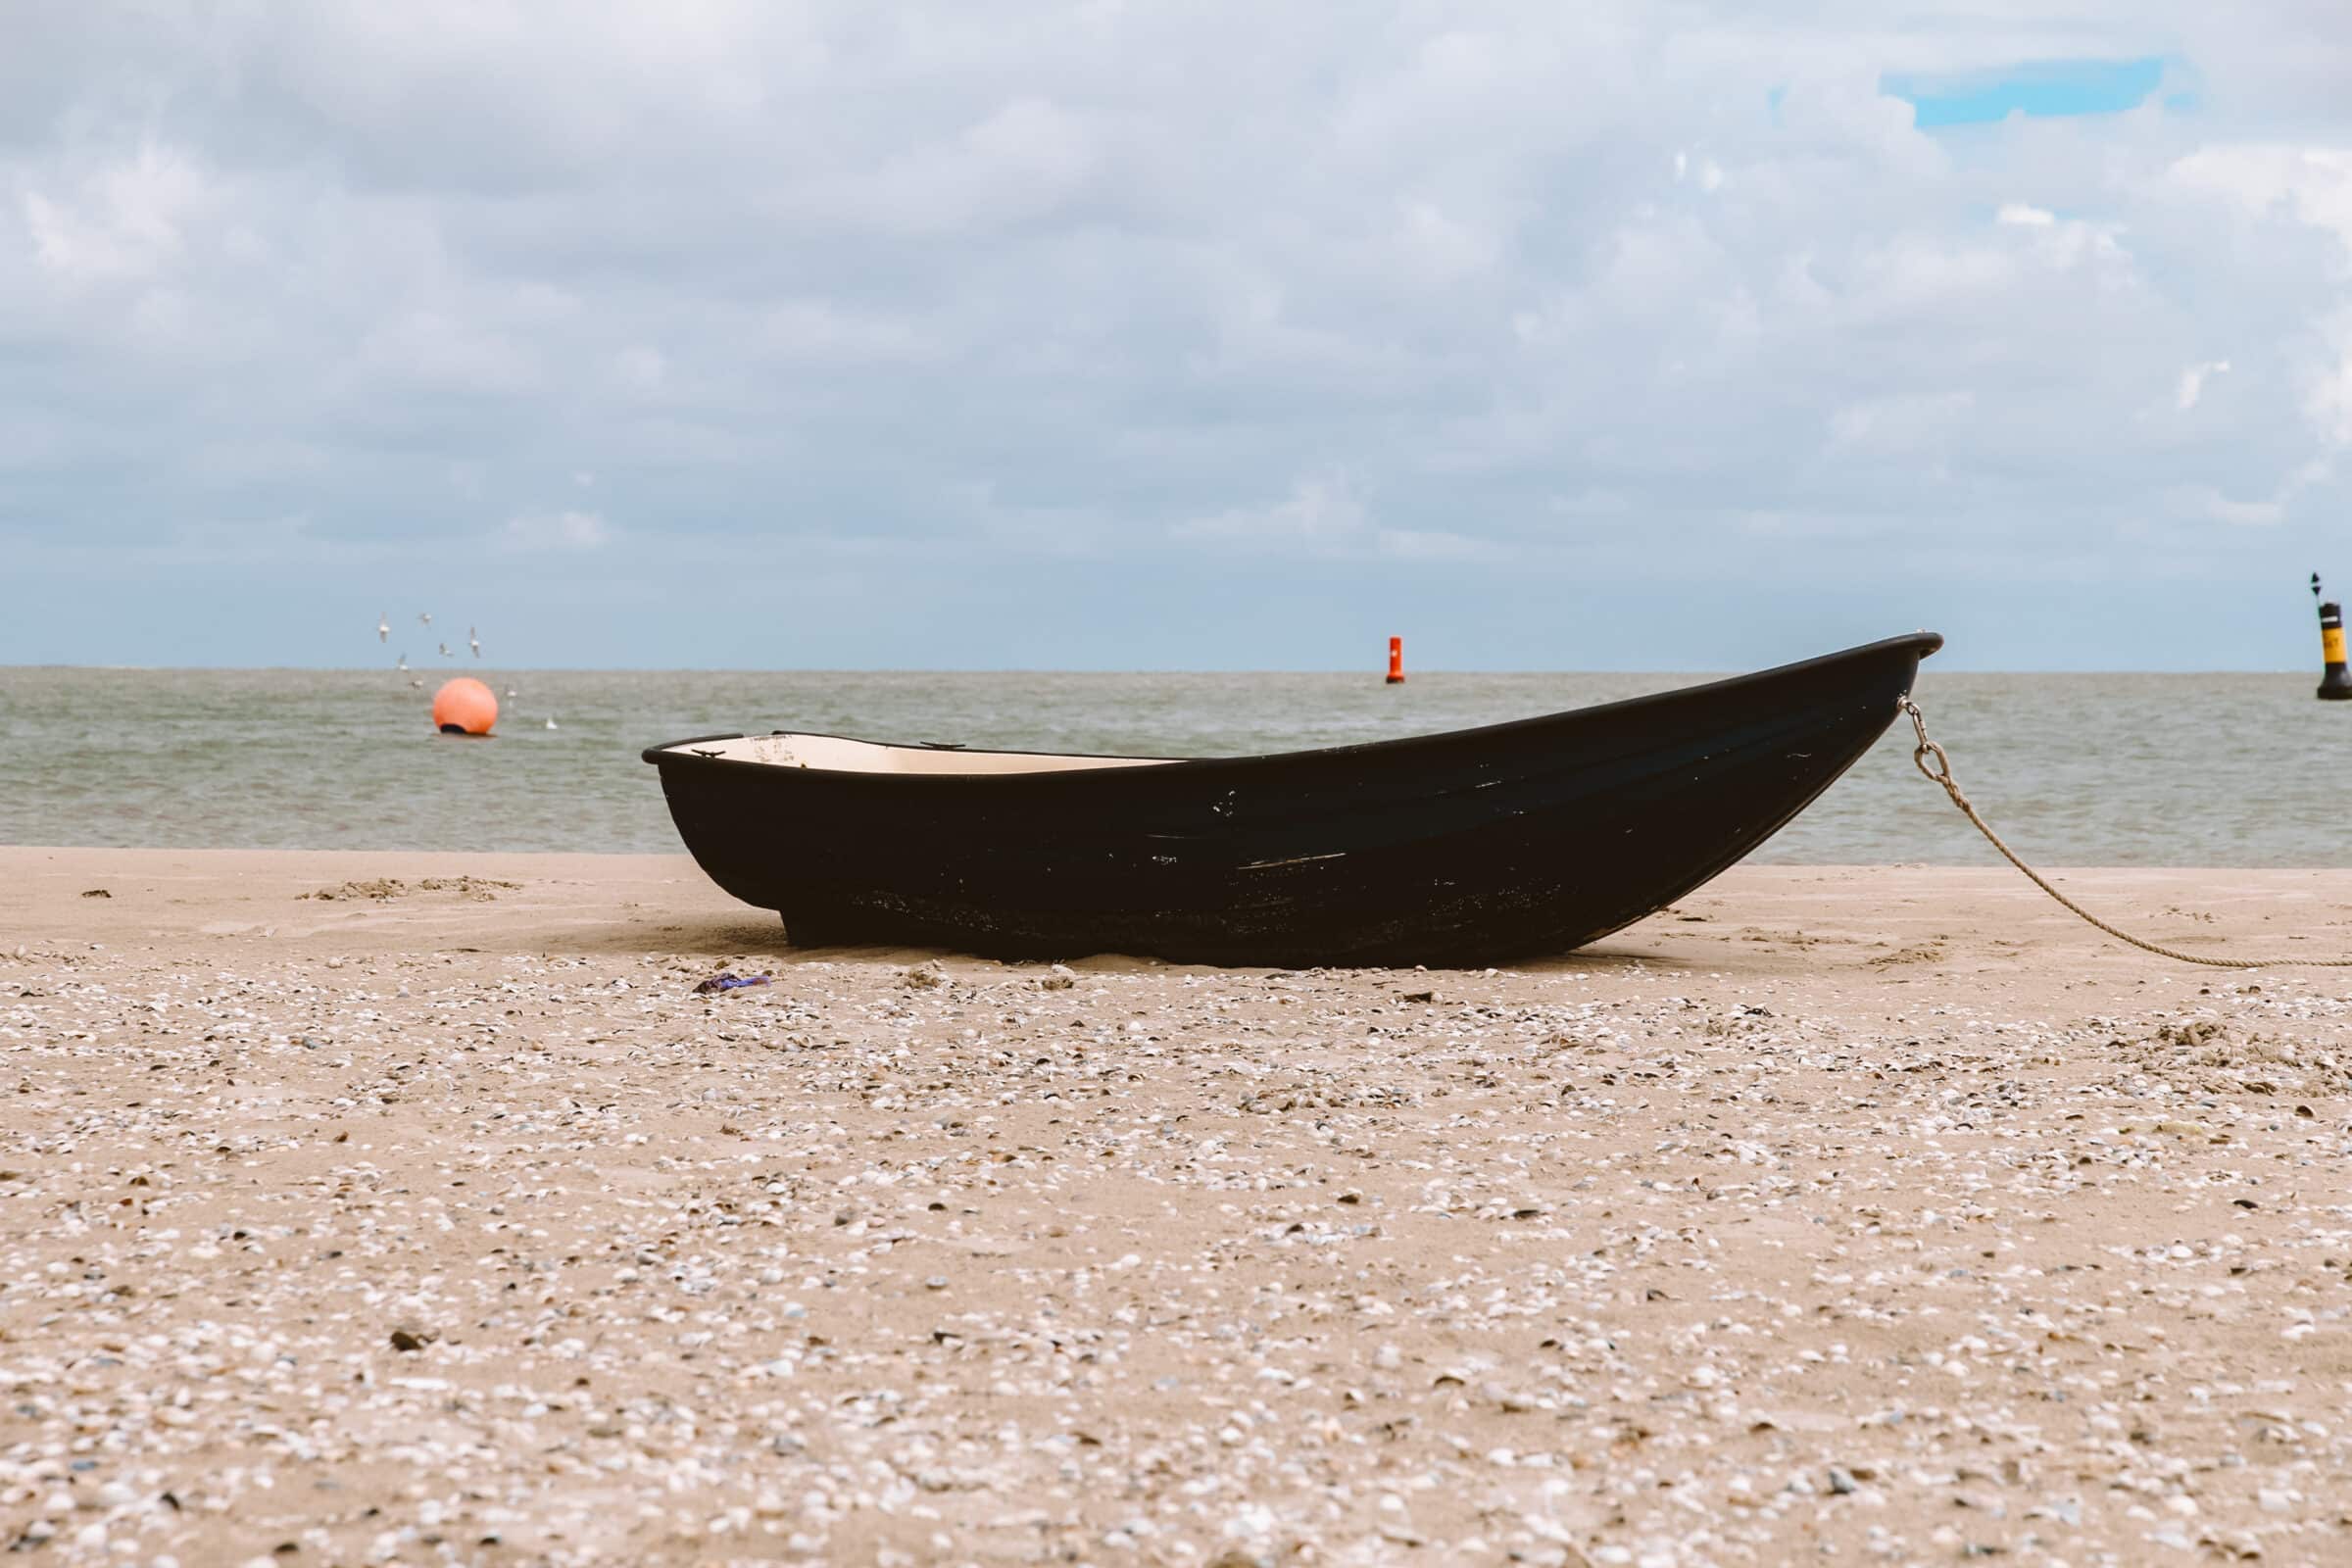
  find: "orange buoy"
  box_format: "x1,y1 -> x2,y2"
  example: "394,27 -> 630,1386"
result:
431,676 -> 498,736
1385,636 -> 1405,685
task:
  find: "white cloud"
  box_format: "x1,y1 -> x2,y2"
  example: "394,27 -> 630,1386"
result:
355,312 -> 539,396
2170,145 -> 2352,248
2179,485 -> 2284,526
1375,526 -> 1505,562
1827,391 -> 1976,455
1174,474 -> 1368,549
2165,149 -> 2352,449
1174,473 -> 1509,561
610,345 -> 669,399
1396,200 -> 1499,279
832,96 -> 1100,237
2176,359 -> 2230,410
22,140 -> 212,283
2311,310 -> 2352,445
499,510 -> 612,552
760,300 -> 937,366
1673,151 -> 1726,192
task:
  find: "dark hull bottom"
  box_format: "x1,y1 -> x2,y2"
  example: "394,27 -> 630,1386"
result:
648,635 -> 1937,967
760,726 -> 1851,965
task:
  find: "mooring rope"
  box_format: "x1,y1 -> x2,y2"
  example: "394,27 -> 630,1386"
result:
1898,696 -> 2352,969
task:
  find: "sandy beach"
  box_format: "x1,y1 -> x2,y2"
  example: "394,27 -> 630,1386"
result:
3,847 -> 2349,1567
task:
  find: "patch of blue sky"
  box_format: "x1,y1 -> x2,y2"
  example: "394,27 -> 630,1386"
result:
1884,58 -> 2171,127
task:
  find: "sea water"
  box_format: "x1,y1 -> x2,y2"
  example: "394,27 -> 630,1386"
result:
2,667 -> 2346,864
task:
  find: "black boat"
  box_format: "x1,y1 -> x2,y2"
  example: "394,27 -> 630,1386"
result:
644,632 -> 1940,966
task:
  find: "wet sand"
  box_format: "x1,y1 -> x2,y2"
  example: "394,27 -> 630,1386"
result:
3,847 -> 2350,1566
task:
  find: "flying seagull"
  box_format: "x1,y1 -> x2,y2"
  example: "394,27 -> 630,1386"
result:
395,653 -> 409,671
437,642 -> 452,659
417,612 -> 432,627
468,626 -> 480,658
377,612 -> 389,643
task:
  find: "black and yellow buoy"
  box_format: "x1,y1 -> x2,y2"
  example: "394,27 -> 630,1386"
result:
2316,573 -> 2352,701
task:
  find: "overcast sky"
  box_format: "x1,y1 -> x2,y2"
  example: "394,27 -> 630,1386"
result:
7,2 -> 2352,669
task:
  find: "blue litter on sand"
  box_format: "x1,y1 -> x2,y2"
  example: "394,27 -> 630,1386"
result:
693,971 -> 771,994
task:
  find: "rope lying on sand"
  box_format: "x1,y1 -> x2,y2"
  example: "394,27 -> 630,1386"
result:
1899,696 -> 2352,970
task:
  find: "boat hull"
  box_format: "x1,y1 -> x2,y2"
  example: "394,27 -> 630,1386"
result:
644,633 -> 1940,966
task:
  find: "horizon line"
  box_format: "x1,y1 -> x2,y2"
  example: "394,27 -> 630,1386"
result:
0,662 -> 2328,677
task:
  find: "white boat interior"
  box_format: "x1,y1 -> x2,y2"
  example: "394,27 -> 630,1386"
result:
663,732 -> 1178,777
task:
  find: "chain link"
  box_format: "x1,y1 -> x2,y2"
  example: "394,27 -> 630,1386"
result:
1897,695 -> 2352,969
